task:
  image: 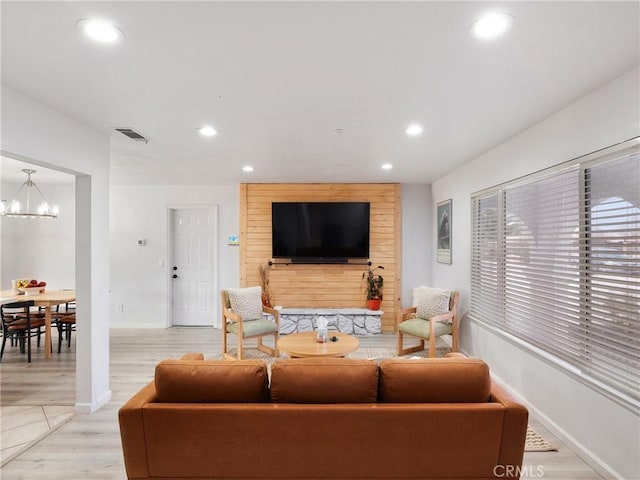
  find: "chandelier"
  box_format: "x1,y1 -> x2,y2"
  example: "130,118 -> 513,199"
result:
0,169 -> 59,219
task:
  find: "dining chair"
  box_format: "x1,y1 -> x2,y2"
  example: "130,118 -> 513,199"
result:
1,301 -> 39,351
54,302 -> 76,353
0,300 -> 46,363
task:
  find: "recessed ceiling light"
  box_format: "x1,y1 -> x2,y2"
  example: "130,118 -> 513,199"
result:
406,124 -> 423,136
198,126 -> 217,137
77,19 -> 124,44
471,12 -> 513,40
242,166 -> 254,172
381,163 -> 393,170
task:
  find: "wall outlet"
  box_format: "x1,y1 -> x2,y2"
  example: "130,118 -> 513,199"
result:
117,304 -> 124,313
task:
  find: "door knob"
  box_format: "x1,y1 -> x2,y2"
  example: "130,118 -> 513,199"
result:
173,266 -> 178,271
172,274 -> 178,279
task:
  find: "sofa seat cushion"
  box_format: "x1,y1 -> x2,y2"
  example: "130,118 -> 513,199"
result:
379,358 -> 491,403
226,318 -> 277,337
398,317 -> 453,339
270,358 -> 378,403
155,359 -> 268,403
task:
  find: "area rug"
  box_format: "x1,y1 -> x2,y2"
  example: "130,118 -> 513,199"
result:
524,426 -> 558,452
222,340 -> 451,363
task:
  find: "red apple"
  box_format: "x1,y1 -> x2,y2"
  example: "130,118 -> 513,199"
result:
29,279 -> 38,285
38,282 -> 46,287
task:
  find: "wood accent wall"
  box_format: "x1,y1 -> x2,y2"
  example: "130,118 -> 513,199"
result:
240,183 -> 401,332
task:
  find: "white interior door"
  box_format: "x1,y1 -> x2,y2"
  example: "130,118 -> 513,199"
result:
171,208 -> 216,326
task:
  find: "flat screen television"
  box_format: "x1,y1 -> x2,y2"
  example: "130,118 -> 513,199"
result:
272,202 -> 370,262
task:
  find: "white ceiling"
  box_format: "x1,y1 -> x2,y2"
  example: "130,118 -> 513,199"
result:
1,1 -> 638,186
0,156 -> 75,185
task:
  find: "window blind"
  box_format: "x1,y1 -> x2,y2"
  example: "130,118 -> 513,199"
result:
471,193 -> 500,324
471,141 -> 640,408
583,154 -> 640,396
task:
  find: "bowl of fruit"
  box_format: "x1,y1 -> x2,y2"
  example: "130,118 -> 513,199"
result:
17,279 -> 47,295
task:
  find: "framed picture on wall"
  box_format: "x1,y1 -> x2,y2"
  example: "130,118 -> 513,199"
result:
437,199 -> 452,264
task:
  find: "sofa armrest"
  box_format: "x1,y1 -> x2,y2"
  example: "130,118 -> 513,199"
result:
396,306 -> 417,327
490,381 -> 529,472
223,308 -> 241,323
262,306 -> 280,326
118,381 -> 158,479
430,309 -> 454,323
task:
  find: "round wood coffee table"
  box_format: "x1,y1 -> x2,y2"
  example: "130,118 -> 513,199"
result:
278,331 -> 360,358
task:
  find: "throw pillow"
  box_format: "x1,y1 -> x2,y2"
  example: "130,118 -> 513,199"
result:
413,286 -> 451,321
228,286 -> 263,321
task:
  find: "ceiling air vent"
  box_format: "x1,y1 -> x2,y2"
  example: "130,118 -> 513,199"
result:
115,128 -> 150,143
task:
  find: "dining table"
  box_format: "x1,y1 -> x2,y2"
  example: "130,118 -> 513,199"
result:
0,289 -> 76,360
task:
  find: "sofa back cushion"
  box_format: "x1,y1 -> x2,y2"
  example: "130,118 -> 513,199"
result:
378,358 -> 491,403
155,359 -> 268,403
270,358 -> 378,403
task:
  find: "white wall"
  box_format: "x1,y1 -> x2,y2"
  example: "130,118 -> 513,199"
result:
109,184 -> 239,328
110,183 -> 433,328
431,68 -> 640,479
1,181 -> 75,289
401,184 -> 432,306
1,87 -> 111,413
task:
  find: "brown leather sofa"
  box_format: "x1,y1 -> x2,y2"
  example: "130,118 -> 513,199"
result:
119,353 -> 528,480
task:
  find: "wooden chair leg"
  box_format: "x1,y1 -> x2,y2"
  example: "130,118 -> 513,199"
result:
274,332 -> 279,357
221,322 -> 230,359
397,331 -> 426,356
237,336 -> 243,360
256,333 -> 278,357
451,322 -> 458,352
222,324 -> 227,354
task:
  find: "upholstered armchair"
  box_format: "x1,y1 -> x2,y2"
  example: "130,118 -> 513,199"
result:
220,286 -> 279,360
396,288 -> 459,357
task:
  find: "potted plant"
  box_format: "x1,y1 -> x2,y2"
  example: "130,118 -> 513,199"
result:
362,264 -> 384,310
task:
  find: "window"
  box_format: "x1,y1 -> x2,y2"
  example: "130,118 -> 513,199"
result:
471,139 -> 640,409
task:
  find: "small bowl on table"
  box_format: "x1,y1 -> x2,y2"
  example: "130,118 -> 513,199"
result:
19,286 -> 45,296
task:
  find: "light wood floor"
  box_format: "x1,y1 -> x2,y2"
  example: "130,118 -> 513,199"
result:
0,328 -> 604,479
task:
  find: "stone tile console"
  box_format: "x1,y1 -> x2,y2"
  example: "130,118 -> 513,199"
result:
268,308 -> 383,335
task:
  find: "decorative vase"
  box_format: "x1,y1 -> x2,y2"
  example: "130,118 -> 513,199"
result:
367,299 -> 382,311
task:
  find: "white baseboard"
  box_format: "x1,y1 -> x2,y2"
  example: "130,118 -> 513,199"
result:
110,323 -> 219,329
109,322 -> 168,329
75,389 -> 112,414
